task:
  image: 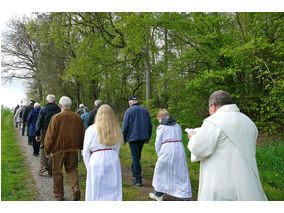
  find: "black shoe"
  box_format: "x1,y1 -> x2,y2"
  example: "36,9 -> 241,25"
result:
132,179 -> 142,187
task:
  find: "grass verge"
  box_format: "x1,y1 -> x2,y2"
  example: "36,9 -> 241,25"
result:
1,108 -> 37,201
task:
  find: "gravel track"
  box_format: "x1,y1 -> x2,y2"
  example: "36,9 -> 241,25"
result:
15,127 -> 73,201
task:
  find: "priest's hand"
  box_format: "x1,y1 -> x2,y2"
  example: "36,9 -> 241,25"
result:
187,131 -> 196,140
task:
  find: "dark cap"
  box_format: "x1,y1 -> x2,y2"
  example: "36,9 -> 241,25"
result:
128,95 -> 138,101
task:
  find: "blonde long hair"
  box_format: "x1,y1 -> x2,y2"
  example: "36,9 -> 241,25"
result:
95,104 -> 124,146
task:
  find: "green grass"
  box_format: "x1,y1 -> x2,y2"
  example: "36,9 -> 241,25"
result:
1,108 -> 37,201
122,182 -> 143,201
256,138 -> 284,200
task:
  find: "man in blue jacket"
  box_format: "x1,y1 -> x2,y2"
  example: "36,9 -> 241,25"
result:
122,95 -> 152,186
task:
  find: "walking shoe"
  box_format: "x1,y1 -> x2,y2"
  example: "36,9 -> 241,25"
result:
38,168 -> 47,174
149,192 -> 163,201
132,179 -> 142,187
73,189 -> 81,201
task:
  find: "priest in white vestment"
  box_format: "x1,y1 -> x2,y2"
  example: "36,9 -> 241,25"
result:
82,104 -> 124,201
187,90 -> 267,201
150,109 -> 192,201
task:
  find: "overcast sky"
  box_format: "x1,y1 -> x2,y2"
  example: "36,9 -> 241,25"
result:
0,0 -> 282,109
1,8 -> 29,109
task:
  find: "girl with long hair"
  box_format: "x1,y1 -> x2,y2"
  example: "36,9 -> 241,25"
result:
82,104 -> 124,201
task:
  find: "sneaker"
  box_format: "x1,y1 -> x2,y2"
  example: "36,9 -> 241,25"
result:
132,179 -> 142,187
149,192 -> 163,201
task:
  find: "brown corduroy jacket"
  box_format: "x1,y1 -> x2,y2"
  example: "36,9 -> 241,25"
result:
44,109 -> 85,155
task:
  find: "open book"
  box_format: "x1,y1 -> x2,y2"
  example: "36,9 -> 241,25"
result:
185,127 -> 200,134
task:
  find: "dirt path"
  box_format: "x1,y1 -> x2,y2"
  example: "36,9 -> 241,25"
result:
15,127 -> 73,201
121,163 -> 181,201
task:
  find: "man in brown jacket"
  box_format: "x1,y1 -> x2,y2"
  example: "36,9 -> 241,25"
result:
44,96 -> 85,201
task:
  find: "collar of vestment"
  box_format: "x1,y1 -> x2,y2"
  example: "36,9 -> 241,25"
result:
131,103 -> 139,107
216,104 -> 240,113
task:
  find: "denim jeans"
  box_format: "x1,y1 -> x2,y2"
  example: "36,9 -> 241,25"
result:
129,140 -> 145,182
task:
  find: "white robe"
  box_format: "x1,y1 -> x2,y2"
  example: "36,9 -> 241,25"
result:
82,124 -> 122,201
14,107 -> 23,123
152,123 -> 192,199
188,104 -> 267,201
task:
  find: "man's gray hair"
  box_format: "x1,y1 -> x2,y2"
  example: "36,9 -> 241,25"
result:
129,100 -> 138,105
59,96 -> 72,109
46,94 -> 56,103
34,102 -> 41,109
94,100 -> 102,107
208,90 -> 233,106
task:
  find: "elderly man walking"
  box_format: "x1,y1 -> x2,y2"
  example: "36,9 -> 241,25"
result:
122,95 -> 152,186
44,96 -> 85,201
86,100 -> 102,127
35,94 -> 61,176
187,90 -> 267,201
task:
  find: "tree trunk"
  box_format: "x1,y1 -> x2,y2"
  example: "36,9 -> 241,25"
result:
144,29 -> 151,101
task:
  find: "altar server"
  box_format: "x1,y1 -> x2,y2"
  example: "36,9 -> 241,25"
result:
150,109 -> 192,201
82,104 -> 124,201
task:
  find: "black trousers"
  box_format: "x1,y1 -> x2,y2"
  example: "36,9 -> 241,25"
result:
32,136 -> 40,155
129,140 -> 145,182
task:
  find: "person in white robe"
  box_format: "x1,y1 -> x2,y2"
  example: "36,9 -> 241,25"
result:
149,109 -> 192,201
82,104 -> 124,201
187,90 -> 267,201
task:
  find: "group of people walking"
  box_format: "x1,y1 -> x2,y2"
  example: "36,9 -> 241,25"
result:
13,90 -> 268,201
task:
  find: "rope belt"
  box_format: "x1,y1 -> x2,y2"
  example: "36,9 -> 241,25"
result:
161,140 -> 182,145
91,148 -> 112,154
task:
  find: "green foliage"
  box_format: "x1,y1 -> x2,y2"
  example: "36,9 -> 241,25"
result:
3,12 -> 283,134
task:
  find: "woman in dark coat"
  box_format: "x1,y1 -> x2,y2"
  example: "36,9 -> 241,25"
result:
27,103 -> 41,156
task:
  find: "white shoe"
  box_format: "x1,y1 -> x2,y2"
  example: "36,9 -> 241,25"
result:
149,192 -> 163,201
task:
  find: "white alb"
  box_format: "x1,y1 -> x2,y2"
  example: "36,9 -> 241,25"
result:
82,124 -> 122,201
152,123 -> 192,199
188,104 -> 267,201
